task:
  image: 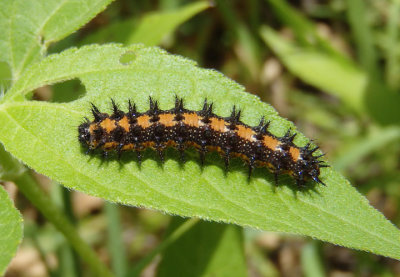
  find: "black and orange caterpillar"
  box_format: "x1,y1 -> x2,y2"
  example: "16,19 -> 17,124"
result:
78,97 -> 328,187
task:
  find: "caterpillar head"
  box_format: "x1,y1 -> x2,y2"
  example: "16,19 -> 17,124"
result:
78,121 -> 91,148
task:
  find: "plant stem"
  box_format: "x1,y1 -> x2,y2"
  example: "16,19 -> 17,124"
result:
301,241 -> 326,277
52,184 -> 81,277
14,172 -> 114,277
105,202 -> 127,277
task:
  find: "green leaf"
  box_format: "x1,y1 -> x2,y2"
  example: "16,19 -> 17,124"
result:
1,44 -> 400,260
260,26 -> 367,112
0,0 -> 114,80
157,219 -> 247,277
0,185 -> 23,275
126,1 -> 210,46
39,0 -> 114,45
81,1 -> 210,47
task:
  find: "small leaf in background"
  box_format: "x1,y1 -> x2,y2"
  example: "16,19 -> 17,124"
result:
0,185 -> 23,275
260,26 -> 367,113
127,1 -> 211,46
260,25 -> 400,125
80,1 -> 211,47
39,0 -> 114,45
0,44 -> 399,259
157,218 -> 247,277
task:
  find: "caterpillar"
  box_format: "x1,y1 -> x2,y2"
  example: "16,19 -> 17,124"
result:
78,96 -> 328,187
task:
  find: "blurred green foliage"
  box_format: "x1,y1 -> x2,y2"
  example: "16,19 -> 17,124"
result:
1,0 -> 400,276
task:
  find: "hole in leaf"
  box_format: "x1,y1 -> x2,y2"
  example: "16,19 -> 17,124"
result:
51,79 -> 86,103
119,51 -> 136,65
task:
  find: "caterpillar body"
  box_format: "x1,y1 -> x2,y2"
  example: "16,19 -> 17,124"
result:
78,97 -> 327,187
